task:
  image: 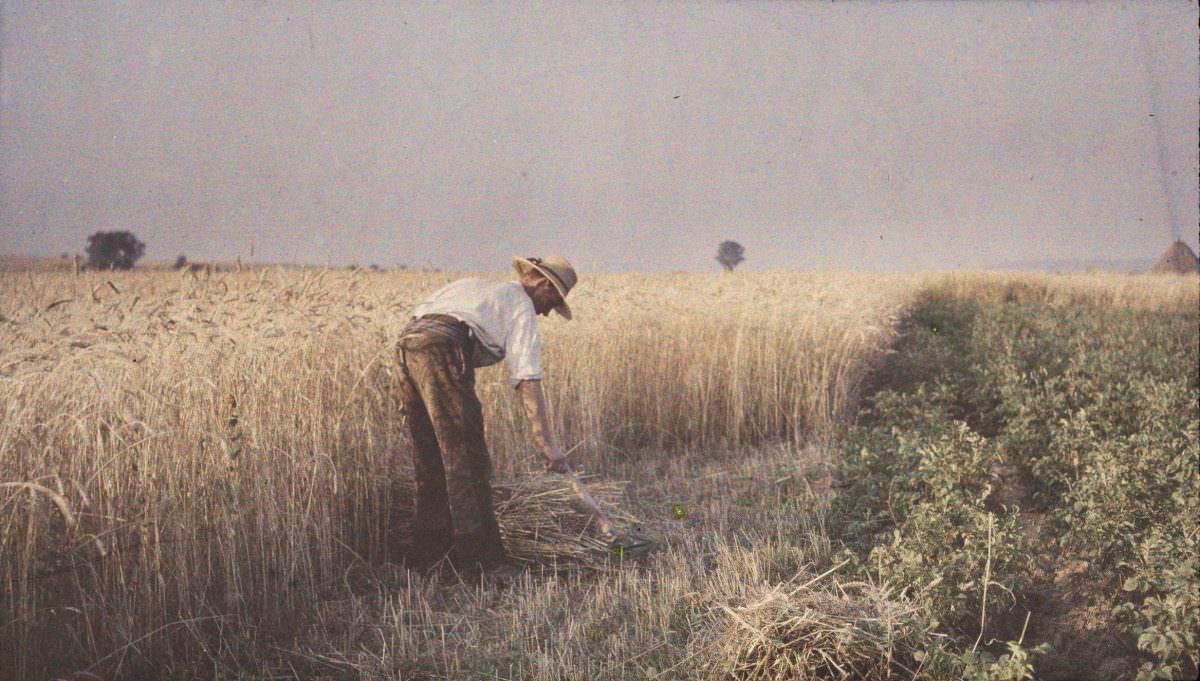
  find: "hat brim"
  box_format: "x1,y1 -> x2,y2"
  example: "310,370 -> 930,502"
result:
512,257 -> 572,319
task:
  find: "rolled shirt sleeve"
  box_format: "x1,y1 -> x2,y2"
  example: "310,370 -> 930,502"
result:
504,301 -> 543,387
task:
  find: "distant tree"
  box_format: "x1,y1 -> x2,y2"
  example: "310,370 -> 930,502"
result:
173,254 -> 188,270
85,231 -> 145,270
715,240 -> 745,272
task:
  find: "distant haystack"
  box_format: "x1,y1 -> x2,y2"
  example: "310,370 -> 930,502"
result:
1150,240 -> 1200,275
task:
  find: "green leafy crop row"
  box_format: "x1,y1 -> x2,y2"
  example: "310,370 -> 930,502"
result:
831,292 -> 1199,679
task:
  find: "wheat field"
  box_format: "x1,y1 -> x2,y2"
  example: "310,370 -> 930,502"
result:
1,266 -> 1194,679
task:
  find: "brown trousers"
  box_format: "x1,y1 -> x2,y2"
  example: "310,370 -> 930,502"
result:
396,328 -> 506,568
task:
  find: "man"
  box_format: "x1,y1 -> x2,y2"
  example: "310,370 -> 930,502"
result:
396,255 -> 577,581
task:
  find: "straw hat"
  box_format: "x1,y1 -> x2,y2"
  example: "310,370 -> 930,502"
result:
512,255 -> 577,319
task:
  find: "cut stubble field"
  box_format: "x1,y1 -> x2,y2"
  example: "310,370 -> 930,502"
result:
1,266 -> 1195,680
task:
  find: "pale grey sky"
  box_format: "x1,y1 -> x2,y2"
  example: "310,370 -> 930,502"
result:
1,1 -> 1196,272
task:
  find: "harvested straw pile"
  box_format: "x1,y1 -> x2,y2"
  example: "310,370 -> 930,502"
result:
392,474 -> 638,568
495,474 -> 638,565
1150,240 -> 1200,275
711,577 -> 938,681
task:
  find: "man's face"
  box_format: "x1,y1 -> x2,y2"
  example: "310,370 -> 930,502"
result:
530,277 -> 563,316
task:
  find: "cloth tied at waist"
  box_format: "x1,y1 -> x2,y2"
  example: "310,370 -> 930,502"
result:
400,314 -> 503,367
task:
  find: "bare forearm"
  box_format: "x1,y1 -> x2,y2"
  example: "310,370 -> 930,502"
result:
516,379 -> 558,455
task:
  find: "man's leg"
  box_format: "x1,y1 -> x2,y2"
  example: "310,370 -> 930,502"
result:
396,344 -> 453,564
407,343 -> 507,569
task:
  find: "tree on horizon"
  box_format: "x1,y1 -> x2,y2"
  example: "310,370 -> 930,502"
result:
85,231 -> 146,270
715,240 -> 745,272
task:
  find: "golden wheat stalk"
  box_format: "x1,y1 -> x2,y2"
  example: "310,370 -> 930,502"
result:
0,481 -> 77,526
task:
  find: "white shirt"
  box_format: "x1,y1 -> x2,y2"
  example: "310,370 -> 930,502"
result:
410,278 -> 543,387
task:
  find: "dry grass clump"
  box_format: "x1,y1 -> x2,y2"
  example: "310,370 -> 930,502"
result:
711,576 -> 938,681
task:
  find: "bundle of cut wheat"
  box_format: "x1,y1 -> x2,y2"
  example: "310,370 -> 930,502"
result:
711,577 -> 939,681
391,474 -> 638,568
